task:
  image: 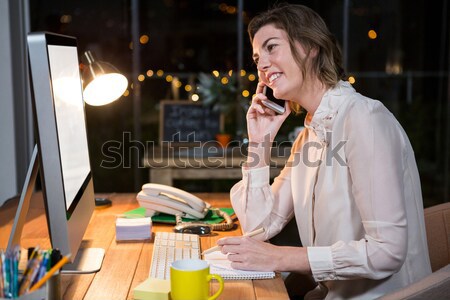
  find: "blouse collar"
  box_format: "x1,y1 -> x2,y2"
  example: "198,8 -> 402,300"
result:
304,80 -> 355,144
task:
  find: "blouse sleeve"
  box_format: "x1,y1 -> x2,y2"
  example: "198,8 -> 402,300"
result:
230,148 -> 296,241
307,100 -> 409,281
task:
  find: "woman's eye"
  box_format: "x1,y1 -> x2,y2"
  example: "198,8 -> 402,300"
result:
267,44 -> 276,52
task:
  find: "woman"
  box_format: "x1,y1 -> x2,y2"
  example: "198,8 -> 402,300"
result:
217,4 -> 431,299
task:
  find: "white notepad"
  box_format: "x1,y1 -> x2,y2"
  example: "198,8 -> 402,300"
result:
204,251 -> 275,280
115,217 -> 152,241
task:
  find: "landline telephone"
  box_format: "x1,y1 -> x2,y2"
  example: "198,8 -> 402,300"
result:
136,183 -> 234,234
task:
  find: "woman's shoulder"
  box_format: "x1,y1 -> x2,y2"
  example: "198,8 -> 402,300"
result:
327,81 -> 387,118
340,91 -> 405,141
341,92 -> 393,122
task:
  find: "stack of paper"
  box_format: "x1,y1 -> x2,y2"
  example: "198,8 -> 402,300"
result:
115,217 -> 152,241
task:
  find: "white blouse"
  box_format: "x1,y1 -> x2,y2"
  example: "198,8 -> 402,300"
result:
230,81 -> 432,299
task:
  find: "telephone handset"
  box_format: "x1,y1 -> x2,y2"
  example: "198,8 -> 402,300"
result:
136,183 -> 234,233
137,183 -> 210,219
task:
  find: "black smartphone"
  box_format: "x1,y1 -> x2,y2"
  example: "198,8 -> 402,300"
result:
262,86 -> 286,114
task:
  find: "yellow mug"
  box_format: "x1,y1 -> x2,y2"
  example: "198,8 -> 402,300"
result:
171,259 -> 224,300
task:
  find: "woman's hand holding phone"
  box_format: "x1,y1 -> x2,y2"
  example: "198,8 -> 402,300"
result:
246,82 -> 290,144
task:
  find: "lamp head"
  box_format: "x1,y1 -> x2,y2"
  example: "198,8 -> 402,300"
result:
82,51 -> 128,106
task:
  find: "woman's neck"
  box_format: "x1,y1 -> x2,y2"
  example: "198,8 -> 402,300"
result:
297,78 -> 328,115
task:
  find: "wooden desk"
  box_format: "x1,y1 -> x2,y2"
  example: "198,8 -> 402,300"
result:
0,193 -> 289,300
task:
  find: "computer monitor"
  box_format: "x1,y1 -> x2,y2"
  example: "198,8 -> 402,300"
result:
8,32 -> 104,274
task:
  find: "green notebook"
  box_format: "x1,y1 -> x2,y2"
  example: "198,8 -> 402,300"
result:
124,207 -> 235,224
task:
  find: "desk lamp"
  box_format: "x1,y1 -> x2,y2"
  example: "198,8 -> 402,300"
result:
82,50 -> 128,207
82,50 -> 128,106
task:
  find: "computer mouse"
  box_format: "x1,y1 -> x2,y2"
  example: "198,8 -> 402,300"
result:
173,222 -> 212,235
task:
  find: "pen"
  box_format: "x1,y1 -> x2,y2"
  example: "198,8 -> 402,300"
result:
13,247 -> 20,298
201,227 -> 265,255
27,252 -> 43,289
19,248 -> 42,296
27,248 -> 35,260
4,251 -> 10,298
28,253 -> 71,293
36,252 -> 49,283
21,247 -> 40,281
50,249 -> 61,268
0,251 -> 4,297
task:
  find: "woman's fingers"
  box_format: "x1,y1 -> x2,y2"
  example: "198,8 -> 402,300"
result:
263,106 -> 277,116
217,237 -> 243,245
248,100 -> 265,115
218,236 -> 256,252
251,92 -> 266,104
255,80 -> 266,94
250,93 -> 279,116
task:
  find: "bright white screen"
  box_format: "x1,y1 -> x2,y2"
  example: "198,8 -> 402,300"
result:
48,45 -> 91,210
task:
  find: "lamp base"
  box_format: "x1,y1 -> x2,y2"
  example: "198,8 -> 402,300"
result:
95,197 -> 112,208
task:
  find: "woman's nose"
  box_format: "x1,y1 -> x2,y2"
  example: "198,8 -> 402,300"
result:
257,56 -> 270,71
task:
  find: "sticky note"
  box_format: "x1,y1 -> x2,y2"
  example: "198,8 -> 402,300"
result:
133,277 -> 171,300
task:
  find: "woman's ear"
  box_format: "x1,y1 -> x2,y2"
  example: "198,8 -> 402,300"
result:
309,46 -> 319,58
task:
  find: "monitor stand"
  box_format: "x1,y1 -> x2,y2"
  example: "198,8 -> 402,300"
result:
8,145 -> 105,274
62,248 -> 105,274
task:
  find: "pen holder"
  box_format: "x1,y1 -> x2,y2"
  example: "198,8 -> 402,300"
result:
0,272 -> 61,300
45,272 -> 61,300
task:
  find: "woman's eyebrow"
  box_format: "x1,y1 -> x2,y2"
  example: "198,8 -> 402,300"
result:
262,37 -> 279,48
252,37 -> 280,60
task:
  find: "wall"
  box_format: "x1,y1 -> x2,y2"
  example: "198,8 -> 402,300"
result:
0,0 -> 18,205
0,0 -> 32,206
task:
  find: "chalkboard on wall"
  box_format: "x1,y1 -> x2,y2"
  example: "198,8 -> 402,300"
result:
160,100 -> 221,144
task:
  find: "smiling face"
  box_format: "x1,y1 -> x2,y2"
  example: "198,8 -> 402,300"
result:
252,24 -> 310,103
248,5 -> 344,113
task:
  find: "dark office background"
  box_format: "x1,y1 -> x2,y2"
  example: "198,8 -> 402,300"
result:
27,0 -> 449,207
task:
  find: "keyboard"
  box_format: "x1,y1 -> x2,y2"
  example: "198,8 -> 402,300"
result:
149,231 -> 201,280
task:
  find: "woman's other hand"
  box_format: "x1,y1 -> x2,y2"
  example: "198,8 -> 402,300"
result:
216,235 -> 312,274
217,236 -> 281,271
